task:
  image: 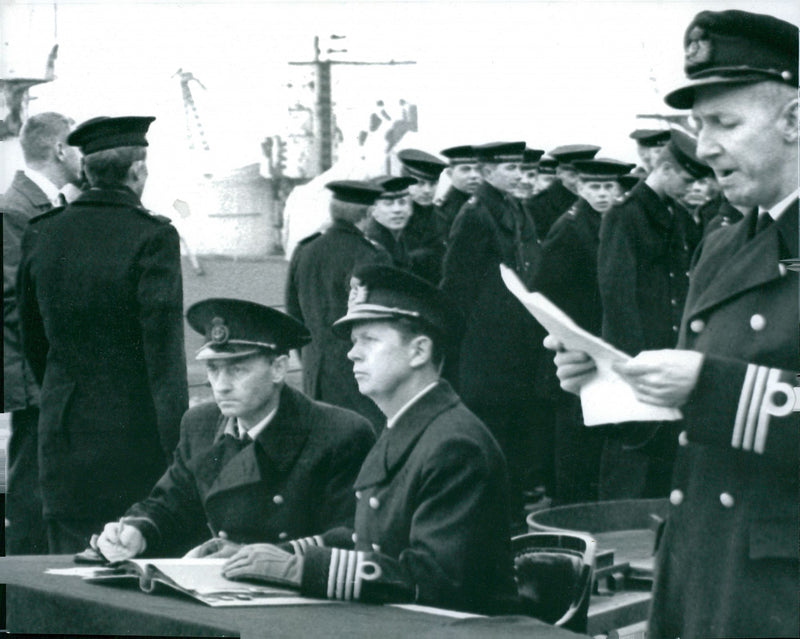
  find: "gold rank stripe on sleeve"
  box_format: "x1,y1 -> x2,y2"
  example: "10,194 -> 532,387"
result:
326,548 -> 383,600
732,364 -> 796,454
289,534 -> 324,556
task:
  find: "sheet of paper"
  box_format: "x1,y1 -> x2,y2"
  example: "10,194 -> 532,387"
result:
47,567 -> 114,577
500,264 -> 682,425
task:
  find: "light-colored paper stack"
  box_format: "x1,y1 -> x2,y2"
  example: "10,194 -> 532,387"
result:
500,264 -> 682,425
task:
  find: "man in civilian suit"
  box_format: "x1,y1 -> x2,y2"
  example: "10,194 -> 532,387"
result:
2,112 -> 81,554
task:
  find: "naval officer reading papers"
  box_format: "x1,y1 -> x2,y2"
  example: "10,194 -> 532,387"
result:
500,264 -> 681,425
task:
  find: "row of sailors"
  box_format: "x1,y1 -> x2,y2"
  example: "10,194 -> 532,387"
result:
289,131 -> 721,522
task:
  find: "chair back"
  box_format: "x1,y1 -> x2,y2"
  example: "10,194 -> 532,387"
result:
511,531 -> 596,632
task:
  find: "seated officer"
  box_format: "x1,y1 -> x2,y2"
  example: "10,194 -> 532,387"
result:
93,298 -> 375,560
221,265 -> 517,615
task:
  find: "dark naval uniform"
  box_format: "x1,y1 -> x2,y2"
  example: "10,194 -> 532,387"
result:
2,171 -> 52,554
18,187 -> 188,549
649,205 -> 799,638
698,193 -> 746,238
283,381 -> 517,614
596,182 -> 701,499
124,384 -> 375,556
435,186 -> 470,242
524,179 -> 577,241
405,201 -> 446,283
533,199 -> 605,503
286,218 -> 390,430
365,217 -> 412,271
441,180 -> 555,520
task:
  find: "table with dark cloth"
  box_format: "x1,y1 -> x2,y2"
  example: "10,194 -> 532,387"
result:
0,555 -> 589,639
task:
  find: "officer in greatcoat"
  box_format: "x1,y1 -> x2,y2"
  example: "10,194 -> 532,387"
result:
17,115 -> 189,553
547,11 -> 798,636
596,130 -> 712,499
285,180 -> 390,430
525,144 -> 600,240
221,265 -> 517,615
435,145 -> 482,241
94,299 -> 375,560
365,176 -> 416,272
441,141 -> 554,525
533,158 -> 635,504
397,148 -> 448,283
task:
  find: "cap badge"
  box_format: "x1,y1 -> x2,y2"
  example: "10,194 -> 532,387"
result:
685,26 -> 712,67
210,317 -> 230,345
348,283 -> 369,310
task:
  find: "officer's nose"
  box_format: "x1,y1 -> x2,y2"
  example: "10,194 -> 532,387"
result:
695,129 -> 720,162
347,342 -> 361,362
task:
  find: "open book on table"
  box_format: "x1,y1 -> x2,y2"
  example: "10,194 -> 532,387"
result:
84,557 -> 326,607
500,264 -> 682,426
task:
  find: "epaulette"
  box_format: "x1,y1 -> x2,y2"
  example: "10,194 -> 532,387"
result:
29,205 -> 66,224
297,231 -> 322,247
139,209 -> 173,224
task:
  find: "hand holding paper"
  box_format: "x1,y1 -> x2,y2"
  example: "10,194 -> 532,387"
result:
613,349 -> 704,408
501,265 -> 683,425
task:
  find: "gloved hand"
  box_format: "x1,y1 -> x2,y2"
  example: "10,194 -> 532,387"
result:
222,544 -> 304,588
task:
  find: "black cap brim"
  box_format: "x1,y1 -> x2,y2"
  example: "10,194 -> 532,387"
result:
664,73 -> 781,109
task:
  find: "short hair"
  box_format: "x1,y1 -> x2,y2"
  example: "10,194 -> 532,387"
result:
393,317 -> 445,368
330,198 -> 370,225
19,112 -> 73,164
83,146 -> 146,188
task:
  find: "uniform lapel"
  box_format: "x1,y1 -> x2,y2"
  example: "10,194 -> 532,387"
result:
255,385 -> 311,473
353,381 -> 458,489
198,386 -> 309,500
686,203 -> 797,318
635,183 -> 672,231
192,414 -> 261,499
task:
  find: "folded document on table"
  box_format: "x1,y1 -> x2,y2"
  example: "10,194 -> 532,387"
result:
500,264 -> 682,425
83,558 -> 327,607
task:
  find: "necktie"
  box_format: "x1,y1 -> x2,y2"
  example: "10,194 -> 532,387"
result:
755,212 -> 773,234
53,193 -> 68,207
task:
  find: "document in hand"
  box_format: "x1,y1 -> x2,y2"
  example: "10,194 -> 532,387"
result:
500,264 -> 682,425
84,558 -> 326,607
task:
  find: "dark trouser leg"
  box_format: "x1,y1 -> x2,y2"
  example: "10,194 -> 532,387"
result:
552,396 -> 603,505
6,405 -> 47,555
469,399 -> 555,534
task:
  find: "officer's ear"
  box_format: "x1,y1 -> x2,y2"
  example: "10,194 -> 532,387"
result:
407,334 -> 434,369
776,96 -> 798,144
270,353 -> 290,383
128,159 -> 148,184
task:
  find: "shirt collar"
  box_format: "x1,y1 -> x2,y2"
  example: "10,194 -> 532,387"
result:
241,404 -> 279,440
385,381 -> 439,430
222,403 -> 279,441
761,188 -> 799,221
24,168 -> 60,202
